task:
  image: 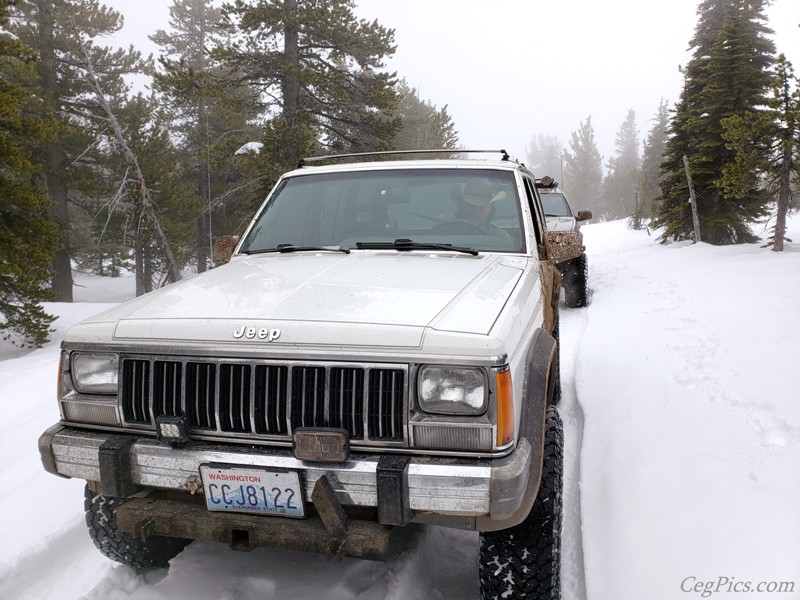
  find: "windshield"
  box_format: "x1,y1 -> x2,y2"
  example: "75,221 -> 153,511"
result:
239,168 -> 525,254
540,192 -> 572,217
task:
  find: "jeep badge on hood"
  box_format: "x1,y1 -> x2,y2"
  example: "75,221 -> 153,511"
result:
232,326 -> 281,341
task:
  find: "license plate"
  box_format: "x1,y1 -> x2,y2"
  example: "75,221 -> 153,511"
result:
199,465 -> 305,517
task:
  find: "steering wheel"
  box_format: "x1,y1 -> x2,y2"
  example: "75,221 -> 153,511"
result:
429,219 -> 489,235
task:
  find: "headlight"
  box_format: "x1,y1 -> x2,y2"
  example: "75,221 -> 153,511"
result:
418,366 -> 487,415
70,352 -> 119,394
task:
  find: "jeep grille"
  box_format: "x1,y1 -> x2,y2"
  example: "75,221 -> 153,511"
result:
120,356 -> 407,444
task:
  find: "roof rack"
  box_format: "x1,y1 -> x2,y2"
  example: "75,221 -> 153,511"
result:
297,148 -> 510,168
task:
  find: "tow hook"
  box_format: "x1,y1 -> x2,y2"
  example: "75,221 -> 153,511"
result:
184,475 -> 202,495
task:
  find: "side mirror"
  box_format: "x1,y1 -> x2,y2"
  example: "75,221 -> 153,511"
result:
576,210 -> 593,222
213,235 -> 240,263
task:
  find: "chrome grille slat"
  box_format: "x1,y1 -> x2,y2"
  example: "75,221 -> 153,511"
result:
350,372 -> 358,436
389,371 -> 396,439
252,365 -> 287,435
219,364 -> 252,433
328,367 -> 364,439
391,372 -> 396,437
377,371 -> 384,439
338,373 -> 345,431
120,357 -> 406,446
152,361 -> 182,419
249,365 -> 256,437
367,368 -> 405,441
206,364 -> 215,427
186,362 -> 216,429
121,359 -> 150,423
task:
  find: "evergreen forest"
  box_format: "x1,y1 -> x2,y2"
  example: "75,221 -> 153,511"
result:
1,0 -> 798,347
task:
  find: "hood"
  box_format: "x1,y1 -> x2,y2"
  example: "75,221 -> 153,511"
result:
72,253 -> 525,349
545,216 -> 577,232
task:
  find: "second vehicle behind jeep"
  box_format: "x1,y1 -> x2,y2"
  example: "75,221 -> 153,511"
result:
536,176 -> 592,308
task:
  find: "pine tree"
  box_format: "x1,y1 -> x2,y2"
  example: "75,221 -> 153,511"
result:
563,116 -> 603,216
9,0 -> 151,299
525,134 -> 564,181
721,54 -> 799,251
151,0 -> 262,271
654,0 -> 776,245
0,0 -> 61,347
393,79 -> 459,152
217,0 -> 401,176
654,77 -> 695,240
603,109 -> 641,221
636,99 -> 671,226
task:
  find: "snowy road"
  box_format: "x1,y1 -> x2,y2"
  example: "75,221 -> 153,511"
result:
0,286 -> 592,600
2,219 -> 799,599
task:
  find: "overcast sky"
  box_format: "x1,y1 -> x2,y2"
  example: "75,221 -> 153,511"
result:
106,0 -> 799,168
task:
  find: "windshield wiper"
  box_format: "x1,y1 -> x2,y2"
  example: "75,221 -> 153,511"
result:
356,238 -> 478,256
244,244 -> 350,255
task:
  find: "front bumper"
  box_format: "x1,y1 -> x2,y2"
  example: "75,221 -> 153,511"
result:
39,424 -> 534,530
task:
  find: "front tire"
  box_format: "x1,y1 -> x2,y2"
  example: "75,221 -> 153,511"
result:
563,253 -> 588,308
84,485 -> 189,570
550,318 -> 562,406
479,405 -> 564,599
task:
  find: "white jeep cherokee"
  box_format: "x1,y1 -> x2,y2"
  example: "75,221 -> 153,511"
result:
39,150 -> 565,599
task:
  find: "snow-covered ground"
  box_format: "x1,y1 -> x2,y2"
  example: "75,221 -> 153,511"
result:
1,217 -> 798,600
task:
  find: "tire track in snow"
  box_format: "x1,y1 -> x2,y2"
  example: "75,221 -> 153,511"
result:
382,526 -> 480,599
559,303 -> 589,600
74,527 -> 478,600
0,515 -> 113,600
562,222 -> 640,600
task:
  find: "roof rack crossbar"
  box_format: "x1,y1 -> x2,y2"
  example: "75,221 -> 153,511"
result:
297,148 -> 510,168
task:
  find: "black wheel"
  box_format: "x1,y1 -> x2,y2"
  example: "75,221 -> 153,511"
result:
84,485 -> 189,570
479,405 -> 563,599
563,253 -> 588,308
550,318 -> 562,406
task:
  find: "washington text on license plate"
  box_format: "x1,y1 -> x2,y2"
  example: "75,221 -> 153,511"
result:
199,465 -> 304,517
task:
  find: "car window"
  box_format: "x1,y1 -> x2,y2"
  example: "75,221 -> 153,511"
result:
240,169 -> 526,253
540,192 -> 572,217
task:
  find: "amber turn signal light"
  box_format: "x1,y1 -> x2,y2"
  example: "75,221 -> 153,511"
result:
495,369 -> 514,446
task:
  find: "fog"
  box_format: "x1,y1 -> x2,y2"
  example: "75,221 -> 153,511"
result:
106,0 -> 800,165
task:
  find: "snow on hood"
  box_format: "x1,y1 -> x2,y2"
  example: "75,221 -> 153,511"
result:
70,253 -> 525,348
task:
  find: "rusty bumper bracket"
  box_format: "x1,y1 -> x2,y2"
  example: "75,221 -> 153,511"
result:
311,475 -> 350,559
115,492 -> 407,562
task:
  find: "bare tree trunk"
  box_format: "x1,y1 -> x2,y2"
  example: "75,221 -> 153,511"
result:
44,147 -> 74,301
75,35 -> 182,290
631,186 -> 642,230
196,15 -> 210,273
196,211 -> 208,272
38,1 -> 73,301
197,98 -> 211,273
197,98 -> 209,273
143,242 -> 153,294
282,0 -> 300,158
683,155 -> 702,244
134,229 -> 145,297
773,139 -> 792,252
